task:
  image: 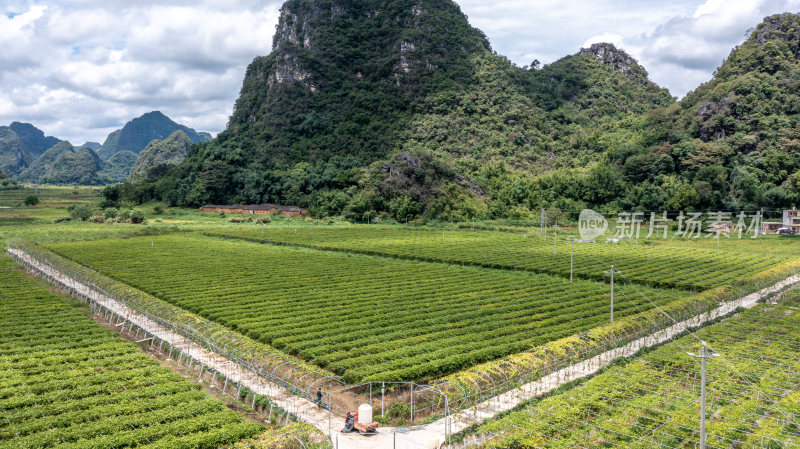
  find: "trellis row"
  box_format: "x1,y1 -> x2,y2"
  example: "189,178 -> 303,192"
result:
10,238 -> 798,444
467,304 -> 800,448
6,243 -> 342,439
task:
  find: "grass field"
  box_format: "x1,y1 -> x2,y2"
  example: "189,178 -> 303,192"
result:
207,226 -> 789,290
474,302 -> 800,448
0,185 -> 101,209
0,254 -> 263,449
46,234 -> 688,382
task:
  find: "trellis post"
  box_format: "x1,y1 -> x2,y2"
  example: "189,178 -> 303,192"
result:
410,383 -> 414,425
554,222 -> 557,255
689,342 -> 719,449
604,265 -> 621,323
570,238 -> 574,282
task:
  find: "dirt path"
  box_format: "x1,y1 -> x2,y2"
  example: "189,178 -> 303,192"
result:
9,247 -> 799,449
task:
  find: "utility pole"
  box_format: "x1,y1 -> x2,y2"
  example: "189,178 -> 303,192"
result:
688,342 -> 719,449
604,265 -> 621,322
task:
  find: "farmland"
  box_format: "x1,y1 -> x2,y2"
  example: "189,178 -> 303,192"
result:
0,254 -> 263,449
207,226 -> 787,290
47,234 -> 688,382
474,302 -> 800,448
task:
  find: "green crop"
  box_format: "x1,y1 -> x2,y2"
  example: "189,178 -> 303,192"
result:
0,254 -> 262,448
47,235 -> 688,382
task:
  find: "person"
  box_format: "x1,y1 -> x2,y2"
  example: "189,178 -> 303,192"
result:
316,388 -> 323,406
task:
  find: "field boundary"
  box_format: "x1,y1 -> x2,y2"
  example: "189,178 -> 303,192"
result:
432,272 -> 800,439
6,246 -> 340,436
8,243 -> 800,449
203,231 -> 782,291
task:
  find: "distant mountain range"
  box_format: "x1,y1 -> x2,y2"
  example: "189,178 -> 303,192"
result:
0,111 -> 210,185
96,111 -> 211,160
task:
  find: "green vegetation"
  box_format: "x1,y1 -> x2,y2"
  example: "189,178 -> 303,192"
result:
0,126 -> 33,177
0,254 -> 263,448
16,143 -> 109,185
0,168 -> 18,189
8,122 -> 60,157
129,130 -> 192,179
0,185 -> 101,211
107,8 -> 800,222
67,204 -> 95,221
47,234 -> 690,382
207,226 -> 787,291
224,422 -> 328,449
474,304 -> 800,448
99,150 -> 137,182
23,195 -> 38,206
96,111 -> 210,161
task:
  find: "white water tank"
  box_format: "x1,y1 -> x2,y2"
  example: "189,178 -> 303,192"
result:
358,403 -> 373,424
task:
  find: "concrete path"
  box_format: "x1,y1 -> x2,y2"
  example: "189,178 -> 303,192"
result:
9,247 -> 799,449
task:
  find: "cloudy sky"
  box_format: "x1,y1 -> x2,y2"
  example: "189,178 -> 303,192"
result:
1,0 -> 798,144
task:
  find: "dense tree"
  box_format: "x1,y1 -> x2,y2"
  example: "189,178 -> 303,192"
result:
111,8 -> 800,218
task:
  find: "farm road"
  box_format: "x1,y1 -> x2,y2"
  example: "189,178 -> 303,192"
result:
9,247 -> 799,449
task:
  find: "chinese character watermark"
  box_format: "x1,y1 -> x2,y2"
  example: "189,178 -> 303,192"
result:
579,209 -> 765,241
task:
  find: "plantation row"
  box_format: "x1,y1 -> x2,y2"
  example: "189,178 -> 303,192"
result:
475,303 -> 800,448
0,254 -> 263,449
48,235 -> 687,382
208,226 -> 786,291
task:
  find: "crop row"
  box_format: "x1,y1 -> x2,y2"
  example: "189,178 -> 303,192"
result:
207,226 -> 787,291
48,235 -> 687,382
0,254 -> 263,448
475,303 -> 800,448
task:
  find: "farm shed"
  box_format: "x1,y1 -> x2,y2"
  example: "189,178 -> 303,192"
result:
200,204 -> 307,217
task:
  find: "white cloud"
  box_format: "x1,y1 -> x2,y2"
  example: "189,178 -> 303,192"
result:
640,0 -> 800,97
0,1 -> 283,143
582,33 -> 626,50
457,0 -> 800,98
1,0 -> 799,144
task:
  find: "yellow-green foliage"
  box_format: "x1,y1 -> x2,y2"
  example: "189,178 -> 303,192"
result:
0,253 -> 263,448
476,304 -> 800,448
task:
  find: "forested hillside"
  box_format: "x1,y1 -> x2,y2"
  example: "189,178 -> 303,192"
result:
0,126 -> 32,177
129,130 -> 193,179
114,2 -> 800,221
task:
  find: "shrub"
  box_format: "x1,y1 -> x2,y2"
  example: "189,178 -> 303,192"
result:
255,217 -> 271,224
24,195 -> 39,206
118,209 -> 132,222
387,401 -> 411,421
68,204 -> 94,221
53,216 -> 71,223
103,208 -> 118,220
130,209 -> 146,224
153,205 -> 164,215
91,212 -> 105,223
